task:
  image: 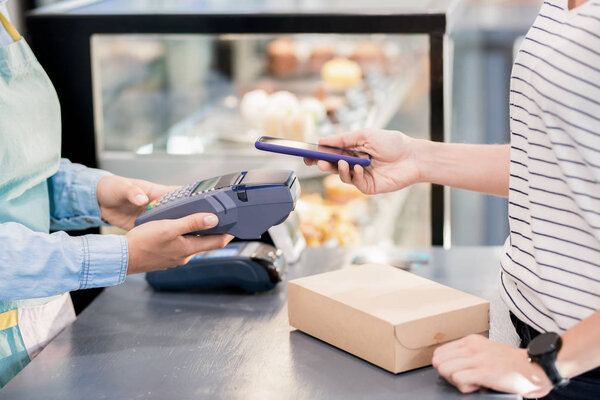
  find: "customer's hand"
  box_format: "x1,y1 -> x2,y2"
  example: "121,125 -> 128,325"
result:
304,129 -> 422,195
97,175 -> 177,230
126,213 -> 233,274
432,334 -> 553,397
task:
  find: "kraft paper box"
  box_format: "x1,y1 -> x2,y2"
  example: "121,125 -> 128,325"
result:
287,264 -> 489,374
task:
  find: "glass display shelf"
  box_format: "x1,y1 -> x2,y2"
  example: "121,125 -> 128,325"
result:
92,34 -> 428,160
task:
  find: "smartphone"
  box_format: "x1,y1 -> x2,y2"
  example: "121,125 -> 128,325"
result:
255,136 -> 371,167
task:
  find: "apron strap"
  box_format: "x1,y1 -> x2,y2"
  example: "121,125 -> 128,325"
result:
0,309 -> 17,331
0,11 -> 21,43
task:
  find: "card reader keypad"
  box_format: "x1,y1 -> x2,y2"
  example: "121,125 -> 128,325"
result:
150,183 -> 196,210
149,181 -> 225,210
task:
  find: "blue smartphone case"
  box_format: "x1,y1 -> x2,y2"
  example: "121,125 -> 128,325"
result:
255,137 -> 371,167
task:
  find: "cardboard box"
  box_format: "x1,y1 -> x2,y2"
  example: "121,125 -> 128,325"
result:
288,264 -> 490,374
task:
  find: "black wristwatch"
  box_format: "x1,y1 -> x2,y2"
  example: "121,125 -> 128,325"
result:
527,332 -> 569,389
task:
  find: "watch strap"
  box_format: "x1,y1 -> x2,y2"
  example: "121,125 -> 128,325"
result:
536,355 -> 570,389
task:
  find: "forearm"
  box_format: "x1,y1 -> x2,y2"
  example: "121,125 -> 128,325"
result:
0,222 -> 127,300
557,310 -> 600,379
415,140 -> 510,197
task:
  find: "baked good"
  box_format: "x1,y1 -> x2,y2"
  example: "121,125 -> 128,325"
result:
297,193 -> 359,246
262,106 -> 287,137
267,38 -> 298,76
240,89 -> 270,129
321,57 -> 362,88
269,90 -> 300,111
241,90 -> 323,141
324,174 -> 366,203
283,109 -> 317,141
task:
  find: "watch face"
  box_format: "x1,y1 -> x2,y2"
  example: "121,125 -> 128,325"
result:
529,332 -> 562,357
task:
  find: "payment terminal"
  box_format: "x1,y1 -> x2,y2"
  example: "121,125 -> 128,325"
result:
135,170 -> 300,239
146,241 -> 286,293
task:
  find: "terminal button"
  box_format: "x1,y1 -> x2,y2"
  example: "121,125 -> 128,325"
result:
236,185 -> 248,202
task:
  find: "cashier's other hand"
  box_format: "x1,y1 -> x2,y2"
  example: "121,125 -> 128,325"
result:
303,129 -> 421,195
97,175 -> 178,230
432,334 -> 552,398
125,213 -> 233,274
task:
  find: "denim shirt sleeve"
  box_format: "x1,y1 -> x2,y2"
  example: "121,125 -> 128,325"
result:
0,222 -> 128,300
48,158 -> 111,231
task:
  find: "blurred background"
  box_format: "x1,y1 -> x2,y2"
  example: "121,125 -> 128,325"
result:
11,0 -> 542,249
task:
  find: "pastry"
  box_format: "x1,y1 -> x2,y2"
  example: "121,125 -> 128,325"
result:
321,57 -> 362,88
283,109 -> 316,141
267,38 -> 298,76
262,105 -> 287,137
240,89 -> 270,129
269,90 -> 300,111
324,174 -> 366,203
297,193 -> 360,246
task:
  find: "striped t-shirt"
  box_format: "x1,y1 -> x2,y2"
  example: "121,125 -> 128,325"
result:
501,0 -> 600,334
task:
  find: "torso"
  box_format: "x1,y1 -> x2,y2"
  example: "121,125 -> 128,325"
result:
501,0 -> 600,333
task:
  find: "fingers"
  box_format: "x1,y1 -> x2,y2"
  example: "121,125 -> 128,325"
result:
316,160 -> 338,173
150,185 -> 181,201
432,340 -> 467,366
337,160 -> 352,184
168,213 -> 219,236
130,178 -> 180,201
304,157 -> 316,166
432,335 -> 489,394
434,346 -> 482,394
351,164 -> 367,192
435,357 -> 478,382
450,370 -> 481,394
154,185 -> 180,199
319,130 -> 365,149
125,183 -> 150,206
433,334 -> 487,367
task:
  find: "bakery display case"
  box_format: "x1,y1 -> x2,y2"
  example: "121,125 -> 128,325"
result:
26,0 -> 458,248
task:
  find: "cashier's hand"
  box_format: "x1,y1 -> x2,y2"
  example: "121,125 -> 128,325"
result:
97,175 -> 177,230
432,334 -> 553,398
125,213 -> 234,274
304,129 -> 421,195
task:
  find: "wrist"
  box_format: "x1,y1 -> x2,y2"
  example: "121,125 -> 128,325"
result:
125,234 -> 140,275
96,175 -> 109,210
411,138 -> 436,184
520,349 -> 554,397
556,344 -> 577,379
521,348 -> 547,376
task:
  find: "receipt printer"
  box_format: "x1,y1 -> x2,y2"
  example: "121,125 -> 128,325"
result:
135,170 -> 300,239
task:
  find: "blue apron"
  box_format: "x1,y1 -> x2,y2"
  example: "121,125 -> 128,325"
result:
0,23 -> 75,387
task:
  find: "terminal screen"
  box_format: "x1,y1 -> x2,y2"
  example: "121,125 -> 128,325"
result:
192,177 -> 220,194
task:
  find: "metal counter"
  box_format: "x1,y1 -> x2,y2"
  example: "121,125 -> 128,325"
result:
1,246 -> 519,399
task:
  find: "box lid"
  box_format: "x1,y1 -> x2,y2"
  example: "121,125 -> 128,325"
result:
290,264 -> 489,349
